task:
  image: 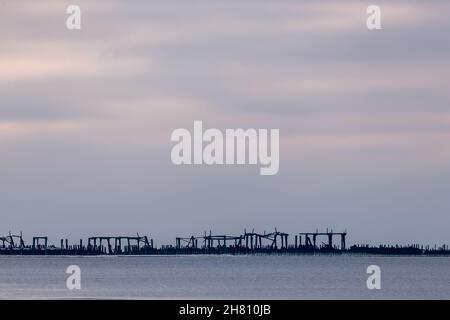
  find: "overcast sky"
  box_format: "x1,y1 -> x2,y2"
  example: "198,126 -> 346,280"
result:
1,0 -> 450,246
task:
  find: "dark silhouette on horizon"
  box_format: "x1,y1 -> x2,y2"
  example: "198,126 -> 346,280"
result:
1,229 -> 449,256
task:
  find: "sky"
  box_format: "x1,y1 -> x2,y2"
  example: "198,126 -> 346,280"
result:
1,0 -> 450,246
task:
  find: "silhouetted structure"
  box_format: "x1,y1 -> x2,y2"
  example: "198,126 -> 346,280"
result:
0,229 -> 449,256
87,234 -> 153,254
298,228 -> 347,250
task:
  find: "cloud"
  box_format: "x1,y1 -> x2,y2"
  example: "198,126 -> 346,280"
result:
0,120 -> 83,144
1,0 -> 450,243
0,46 -> 153,81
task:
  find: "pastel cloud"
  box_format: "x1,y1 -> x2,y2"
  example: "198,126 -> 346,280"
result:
0,0 -> 449,244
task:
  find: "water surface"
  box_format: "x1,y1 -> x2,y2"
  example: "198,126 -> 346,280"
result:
0,255 -> 448,299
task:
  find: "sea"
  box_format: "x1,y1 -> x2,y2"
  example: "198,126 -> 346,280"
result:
0,255 -> 449,299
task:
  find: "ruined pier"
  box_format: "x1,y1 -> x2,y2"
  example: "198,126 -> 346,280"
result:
1,229 -> 449,256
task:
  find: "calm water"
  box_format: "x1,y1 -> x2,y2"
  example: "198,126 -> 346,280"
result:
0,255 -> 449,299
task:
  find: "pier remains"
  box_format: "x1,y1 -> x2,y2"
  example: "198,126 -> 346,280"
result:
1,229 -> 449,256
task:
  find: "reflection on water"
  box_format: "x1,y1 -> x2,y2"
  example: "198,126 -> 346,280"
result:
0,255 -> 449,299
